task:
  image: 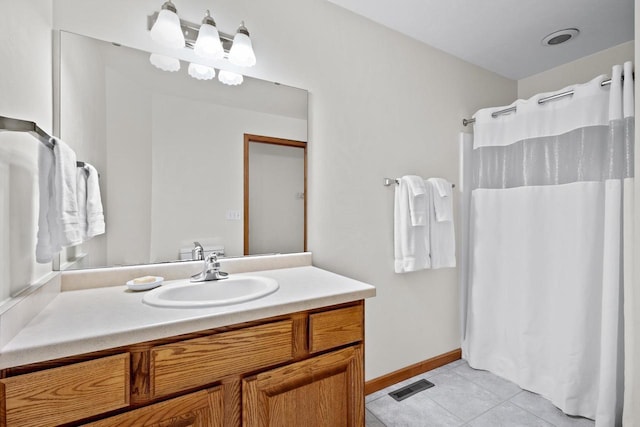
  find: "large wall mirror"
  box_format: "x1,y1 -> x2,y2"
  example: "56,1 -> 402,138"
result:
58,31 -> 308,270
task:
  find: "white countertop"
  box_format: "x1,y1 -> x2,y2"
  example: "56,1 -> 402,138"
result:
0,266 -> 375,369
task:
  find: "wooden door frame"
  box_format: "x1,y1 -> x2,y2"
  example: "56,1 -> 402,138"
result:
243,134 -> 307,256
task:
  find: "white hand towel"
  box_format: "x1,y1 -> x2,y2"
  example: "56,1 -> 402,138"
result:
404,175 -> 428,226
427,179 -> 456,269
84,163 -> 105,238
36,144 -> 58,263
427,177 -> 453,222
76,166 -> 88,241
53,138 -> 81,246
394,177 -> 430,273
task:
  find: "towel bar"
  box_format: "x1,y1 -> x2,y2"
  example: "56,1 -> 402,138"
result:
1,115 -> 94,170
383,177 -> 455,188
0,115 -> 54,149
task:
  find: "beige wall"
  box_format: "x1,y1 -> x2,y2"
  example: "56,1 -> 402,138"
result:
53,0 -> 517,379
4,0 -> 635,389
518,41 -> 634,99
0,0 -> 53,299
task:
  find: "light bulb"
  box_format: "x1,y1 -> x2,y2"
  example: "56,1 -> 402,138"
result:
150,1 -> 185,49
149,53 -> 181,72
218,70 -> 244,86
228,22 -> 256,67
194,11 -> 224,60
188,63 -> 216,80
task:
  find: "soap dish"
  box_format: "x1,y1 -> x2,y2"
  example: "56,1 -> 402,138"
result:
126,276 -> 164,291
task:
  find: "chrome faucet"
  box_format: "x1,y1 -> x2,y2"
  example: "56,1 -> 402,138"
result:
192,241 -> 204,261
191,253 -> 228,282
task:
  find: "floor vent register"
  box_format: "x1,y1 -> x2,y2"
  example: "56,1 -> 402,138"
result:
388,379 -> 435,401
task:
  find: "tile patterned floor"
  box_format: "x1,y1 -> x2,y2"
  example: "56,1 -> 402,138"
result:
365,360 -> 595,427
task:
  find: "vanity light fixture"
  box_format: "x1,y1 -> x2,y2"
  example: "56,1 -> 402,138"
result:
218,69 -> 244,86
188,62 -> 216,80
149,53 -> 181,72
149,0 -> 185,49
148,2 -> 257,86
228,22 -> 256,67
194,10 -> 224,60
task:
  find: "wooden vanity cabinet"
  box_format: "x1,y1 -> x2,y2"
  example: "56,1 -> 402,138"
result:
0,354 -> 130,427
0,301 -> 364,427
243,345 -> 363,427
85,387 -> 223,427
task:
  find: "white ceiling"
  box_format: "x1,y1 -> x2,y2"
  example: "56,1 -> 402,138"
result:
326,0 -> 634,80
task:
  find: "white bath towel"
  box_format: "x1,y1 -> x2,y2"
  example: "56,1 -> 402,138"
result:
394,176 -> 430,272
36,143 -> 58,263
53,137 -> 81,247
36,138 -> 81,263
76,163 -> 105,241
427,178 -> 453,222
84,163 -> 105,238
404,175 -> 428,226
427,179 -> 456,268
76,166 -> 88,241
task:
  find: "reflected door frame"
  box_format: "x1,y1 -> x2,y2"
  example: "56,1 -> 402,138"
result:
243,134 -> 307,255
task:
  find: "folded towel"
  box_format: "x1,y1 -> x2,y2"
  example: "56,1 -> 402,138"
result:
75,163 -> 105,241
53,138 -> 81,247
404,175 -> 428,226
36,138 -> 83,263
427,179 -> 456,269
427,178 -> 453,222
76,166 -> 88,241
84,163 -> 105,238
394,177 -> 430,273
36,144 -> 58,263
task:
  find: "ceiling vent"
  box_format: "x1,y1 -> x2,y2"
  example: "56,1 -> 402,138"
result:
542,28 -> 580,46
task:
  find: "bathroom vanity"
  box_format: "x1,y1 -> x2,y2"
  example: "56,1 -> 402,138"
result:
0,255 -> 375,426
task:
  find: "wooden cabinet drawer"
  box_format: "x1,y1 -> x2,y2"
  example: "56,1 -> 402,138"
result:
85,387 -> 223,426
0,353 -> 130,427
151,320 -> 293,397
309,304 -> 363,353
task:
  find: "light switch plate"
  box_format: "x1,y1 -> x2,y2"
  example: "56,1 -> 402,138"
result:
226,210 -> 242,220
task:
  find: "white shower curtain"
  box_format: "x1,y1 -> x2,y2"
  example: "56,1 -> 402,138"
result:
461,62 -> 634,426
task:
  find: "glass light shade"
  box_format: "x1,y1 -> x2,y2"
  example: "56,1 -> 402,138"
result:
218,70 -> 244,86
150,8 -> 185,49
228,27 -> 256,67
188,63 -> 216,80
149,53 -> 181,72
194,23 -> 224,60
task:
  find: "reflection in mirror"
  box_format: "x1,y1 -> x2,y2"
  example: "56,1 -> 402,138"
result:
244,134 -> 307,256
58,31 -> 308,270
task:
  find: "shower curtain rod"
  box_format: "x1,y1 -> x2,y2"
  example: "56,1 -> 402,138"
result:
462,77 -> 615,126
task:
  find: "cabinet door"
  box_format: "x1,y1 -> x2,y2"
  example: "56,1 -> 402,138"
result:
0,353 -> 130,427
85,387 -> 222,427
243,345 -> 364,427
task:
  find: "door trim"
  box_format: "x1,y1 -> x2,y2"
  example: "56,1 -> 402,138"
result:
243,134 -> 307,255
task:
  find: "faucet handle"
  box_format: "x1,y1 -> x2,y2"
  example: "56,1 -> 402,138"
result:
191,251 -> 227,282
205,252 -> 221,268
192,242 -> 204,260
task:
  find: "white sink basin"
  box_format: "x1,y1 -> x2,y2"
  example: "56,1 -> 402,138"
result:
142,276 -> 279,308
